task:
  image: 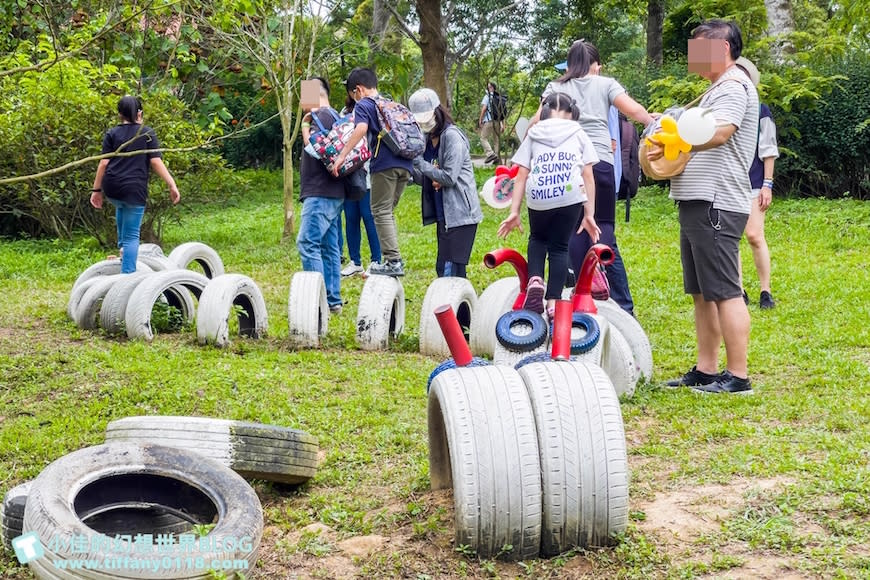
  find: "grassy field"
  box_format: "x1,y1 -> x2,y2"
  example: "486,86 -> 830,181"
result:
0,170 -> 868,579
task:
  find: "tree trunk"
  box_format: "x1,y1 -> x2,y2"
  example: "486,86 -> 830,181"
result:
370,0 -> 392,60
763,0 -> 796,63
646,0 -> 664,67
416,0 -> 449,108
282,145 -> 295,240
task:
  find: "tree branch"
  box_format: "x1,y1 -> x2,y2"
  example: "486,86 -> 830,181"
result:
385,2 -> 421,46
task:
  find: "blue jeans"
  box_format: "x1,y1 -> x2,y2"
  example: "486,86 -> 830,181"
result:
296,196 -> 344,307
344,190 -> 381,266
107,198 -> 146,274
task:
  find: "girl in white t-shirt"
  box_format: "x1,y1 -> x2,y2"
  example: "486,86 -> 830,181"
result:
498,92 -> 600,315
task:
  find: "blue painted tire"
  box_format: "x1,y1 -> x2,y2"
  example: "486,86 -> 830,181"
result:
549,312 -> 601,354
495,310 -> 548,352
426,357 -> 491,393
514,352 -> 554,369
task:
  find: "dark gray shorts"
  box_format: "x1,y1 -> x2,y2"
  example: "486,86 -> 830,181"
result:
678,201 -> 748,301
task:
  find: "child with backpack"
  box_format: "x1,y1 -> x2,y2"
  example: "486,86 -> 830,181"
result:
332,67 -> 421,277
498,92 -> 600,316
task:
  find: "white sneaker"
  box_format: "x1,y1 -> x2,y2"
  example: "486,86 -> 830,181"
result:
341,263 -> 364,277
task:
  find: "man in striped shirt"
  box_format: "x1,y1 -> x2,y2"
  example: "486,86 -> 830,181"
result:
654,20 -> 759,394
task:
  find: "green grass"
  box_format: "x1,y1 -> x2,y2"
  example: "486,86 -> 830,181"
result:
1,170 -> 869,578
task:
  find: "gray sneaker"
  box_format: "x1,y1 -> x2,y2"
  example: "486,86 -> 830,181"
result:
368,259 -> 405,277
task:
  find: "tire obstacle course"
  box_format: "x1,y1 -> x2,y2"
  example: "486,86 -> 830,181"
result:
66,242 -> 268,347
426,245 -> 643,559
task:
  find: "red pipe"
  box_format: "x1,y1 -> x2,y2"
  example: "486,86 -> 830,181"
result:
484,248 -> 529,310
550,300 -> 573,360
572,244 -> 616,313
434,304 -> 473,366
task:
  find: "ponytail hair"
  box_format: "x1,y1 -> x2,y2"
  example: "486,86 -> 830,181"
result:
117,96 -> 142,123
540,92 -> 580,121
557,39 -> 593,82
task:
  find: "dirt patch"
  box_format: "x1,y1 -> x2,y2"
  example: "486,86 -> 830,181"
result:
637,477 -> 792,544
710,554 -> 808,579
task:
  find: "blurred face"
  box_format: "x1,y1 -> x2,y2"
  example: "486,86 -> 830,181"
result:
688,38 -> 730,79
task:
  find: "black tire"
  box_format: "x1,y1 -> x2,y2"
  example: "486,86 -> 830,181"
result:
495,310 -> 547,351
105,416 -> 319,485
425,357 -> 490,393
549,312 -> 601,355
196,274 -> 268,347
1,481 -> 30,550
22,442 -> 262,579
428,365 -> 542,560
517,360 -> 629,554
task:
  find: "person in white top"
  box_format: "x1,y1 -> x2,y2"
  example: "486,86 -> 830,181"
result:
498,92 -> 600,316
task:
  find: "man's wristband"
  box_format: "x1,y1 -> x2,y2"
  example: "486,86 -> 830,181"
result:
762,179 -> 774,189
91,188 -> 102,192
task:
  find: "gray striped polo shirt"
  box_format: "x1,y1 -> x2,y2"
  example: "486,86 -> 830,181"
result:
669,66 -> 759,214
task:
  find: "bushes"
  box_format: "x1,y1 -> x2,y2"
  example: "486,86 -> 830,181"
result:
0,49 -> 242,243
771,56 -> 870,199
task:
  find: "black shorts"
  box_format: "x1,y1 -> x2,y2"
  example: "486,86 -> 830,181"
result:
678,201 -> 748,301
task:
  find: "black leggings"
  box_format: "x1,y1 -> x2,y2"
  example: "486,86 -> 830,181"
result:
527,203 -> 583,299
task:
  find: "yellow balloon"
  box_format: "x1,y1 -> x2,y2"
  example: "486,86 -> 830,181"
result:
660,115 -> 678,133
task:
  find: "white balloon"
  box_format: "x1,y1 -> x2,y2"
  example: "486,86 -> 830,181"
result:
677,107 -> 717,146
515,116 -> 530,141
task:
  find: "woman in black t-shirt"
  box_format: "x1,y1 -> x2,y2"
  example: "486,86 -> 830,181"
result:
90,96 -> 180,273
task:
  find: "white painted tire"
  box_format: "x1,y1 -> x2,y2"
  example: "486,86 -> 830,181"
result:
428,365 -> 541,560
70,258 -> 152,294
67,276 -> 102,321
138,243 -> 164,257
287,271 -> 329,348
517,360 -> 629,554
125,270 -> 209,341
197,274 -> 268,347
106,416 -> 319,485
22,443 -> 262,579
98,272 -> 152,336
419,277 -> 477,357
595,298 -> 653,382
601,326 -> 638,398
73,274 -> 124,330
356,275 -> 405,351
137,253 -> 177,272
168,242 -> 225,278
469,277 -> 519,358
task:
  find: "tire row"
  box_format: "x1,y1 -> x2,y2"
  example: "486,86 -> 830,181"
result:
67,243 -> 268,347
428,360 -> 628,560
2,417 -> 320,577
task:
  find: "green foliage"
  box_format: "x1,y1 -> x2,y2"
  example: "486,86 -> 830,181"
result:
771,55 -> 870,199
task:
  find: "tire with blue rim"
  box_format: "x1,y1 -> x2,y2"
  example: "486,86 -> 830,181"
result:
495,310 -> 547,352
426,357 -> 490,393
549,312 -> 601,355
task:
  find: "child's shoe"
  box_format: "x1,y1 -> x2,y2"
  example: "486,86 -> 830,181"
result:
523,276 -> 546,314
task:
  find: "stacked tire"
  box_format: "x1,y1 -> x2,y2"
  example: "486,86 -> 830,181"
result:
20,443 -> 264,579
428,359 -> 629,559
356,275 -> 405,350
66,243 -> 268,347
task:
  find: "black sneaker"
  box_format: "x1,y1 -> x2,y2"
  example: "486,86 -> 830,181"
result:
742,289 -> 749,305
665,365 -> 721,388
691,371 -> 753,395
368,259 -> 405,277
760,291 -> 775,310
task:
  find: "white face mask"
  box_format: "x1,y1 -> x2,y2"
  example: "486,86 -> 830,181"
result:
419,118 -> 437,133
